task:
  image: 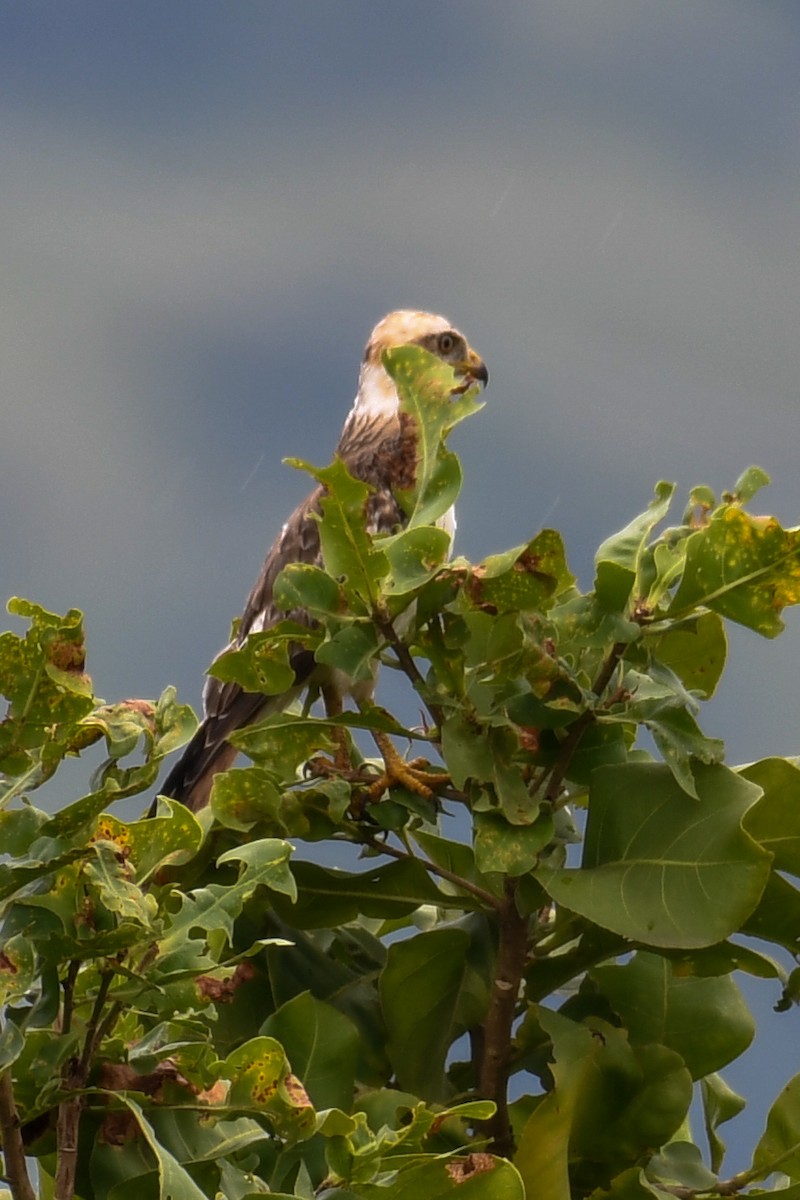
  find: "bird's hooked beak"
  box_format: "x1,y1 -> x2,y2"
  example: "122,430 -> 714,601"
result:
453,347 -> 489,393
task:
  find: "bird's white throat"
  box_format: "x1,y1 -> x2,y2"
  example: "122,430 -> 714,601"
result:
351,359 -> 401,422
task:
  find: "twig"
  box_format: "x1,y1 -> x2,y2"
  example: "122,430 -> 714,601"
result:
61,960 -> 80,1035
542,641 -> 628,806
374,610 -> 444,732
365,837 -> 503,912
78,968 -> 115,1075
0,1070 -> 35,1200
478,879 -> 529,1156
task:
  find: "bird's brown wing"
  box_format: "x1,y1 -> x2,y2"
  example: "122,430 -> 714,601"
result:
155,486 -> 326,812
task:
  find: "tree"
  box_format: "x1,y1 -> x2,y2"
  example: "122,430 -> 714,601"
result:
2,350 -> 800,1199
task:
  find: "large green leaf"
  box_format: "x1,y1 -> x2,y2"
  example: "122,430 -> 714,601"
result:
669,506 -> 800,637
591,952 -> 754,1079
109,1094 -> 210,1200
380,928 -> 481,1100
514,1007 -> 600,1200
538,762 -> 770,948
270,857 -> 471,929
262,992 -> 359,1112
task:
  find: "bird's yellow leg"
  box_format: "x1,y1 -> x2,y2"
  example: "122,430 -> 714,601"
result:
321,684 -> 353,771
366,730 -> 450,801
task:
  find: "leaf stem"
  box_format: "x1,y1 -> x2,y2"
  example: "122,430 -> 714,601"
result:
366,836 -> 503,912
0,1070 -> 35,1200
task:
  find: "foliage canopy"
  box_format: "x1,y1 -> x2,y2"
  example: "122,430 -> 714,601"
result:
3,350 -> 800,1198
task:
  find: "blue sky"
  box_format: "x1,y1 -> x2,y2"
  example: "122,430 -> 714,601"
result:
3,1 -> 800,1172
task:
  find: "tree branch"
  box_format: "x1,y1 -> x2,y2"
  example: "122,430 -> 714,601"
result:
55,967 -> 116,1200
366,837 -> 503,912
0,1070 -> 35,1200
478,879 -> 529,1156
374,610 -> 444,732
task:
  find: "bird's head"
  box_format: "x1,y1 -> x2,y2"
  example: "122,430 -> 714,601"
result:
353,310 -> 488,419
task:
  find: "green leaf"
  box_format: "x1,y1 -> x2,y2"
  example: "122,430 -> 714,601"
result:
383,343 -> 485,530
0,599 -> 94,788
742,758 -> 800,877
594,483 -> 675,612
742,872 -> 800,954
567,1025 -> 692,1174
753,1071 -> 800,1181
648,611 -> 727,700
212,768 -> 350,838
645,1141 -> 718,1192
669,506 -> 800,637
159,838 -> 295,955
107,1094 -> 209,1200
380,928 -> 476,1100
467,531 -> 575,614
700,1073 -> 746,1174
270,858 -> 469,929
222,1035 -> 316,1138
381,525 -> 452,596
514,1007 -> 598,1200
273,563 -> 344,618
288,456 -> 389,607
591,952 -> 754,1079
474,810 -> 553,876
209,622 -> 314,696
230,712 -> 338,781
732,464 -> 772,503
357,1155 -> 524,1198
538,762 -> 771,948
262,992 -> 359,1112
315,621 -> 380,683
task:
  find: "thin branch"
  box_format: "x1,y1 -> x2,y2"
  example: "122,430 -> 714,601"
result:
541,641 -> 628,806
78,968 -> 114,1075
61,959 -> 81,1035
478,879 -> 529,1156
365,836 -> 503,912
0,1070 -> 35,1200
374,610 -> 444,732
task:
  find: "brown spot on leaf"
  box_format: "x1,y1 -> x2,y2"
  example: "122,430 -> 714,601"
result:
196,960 -> 255,1003
446,1152 -> 496,1182
0,951 -> 18,974
48,638 -> 86,673
515,726 -> 540,753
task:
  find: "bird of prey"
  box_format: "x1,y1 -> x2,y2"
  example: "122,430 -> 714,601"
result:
157,310 -> 488,812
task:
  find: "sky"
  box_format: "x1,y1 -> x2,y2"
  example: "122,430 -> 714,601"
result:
2,0 -> 800,1174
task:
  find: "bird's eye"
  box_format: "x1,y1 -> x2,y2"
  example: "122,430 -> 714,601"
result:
438,332 -> 456,355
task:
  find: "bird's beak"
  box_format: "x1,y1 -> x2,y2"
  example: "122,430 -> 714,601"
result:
454,347 -> 489,390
